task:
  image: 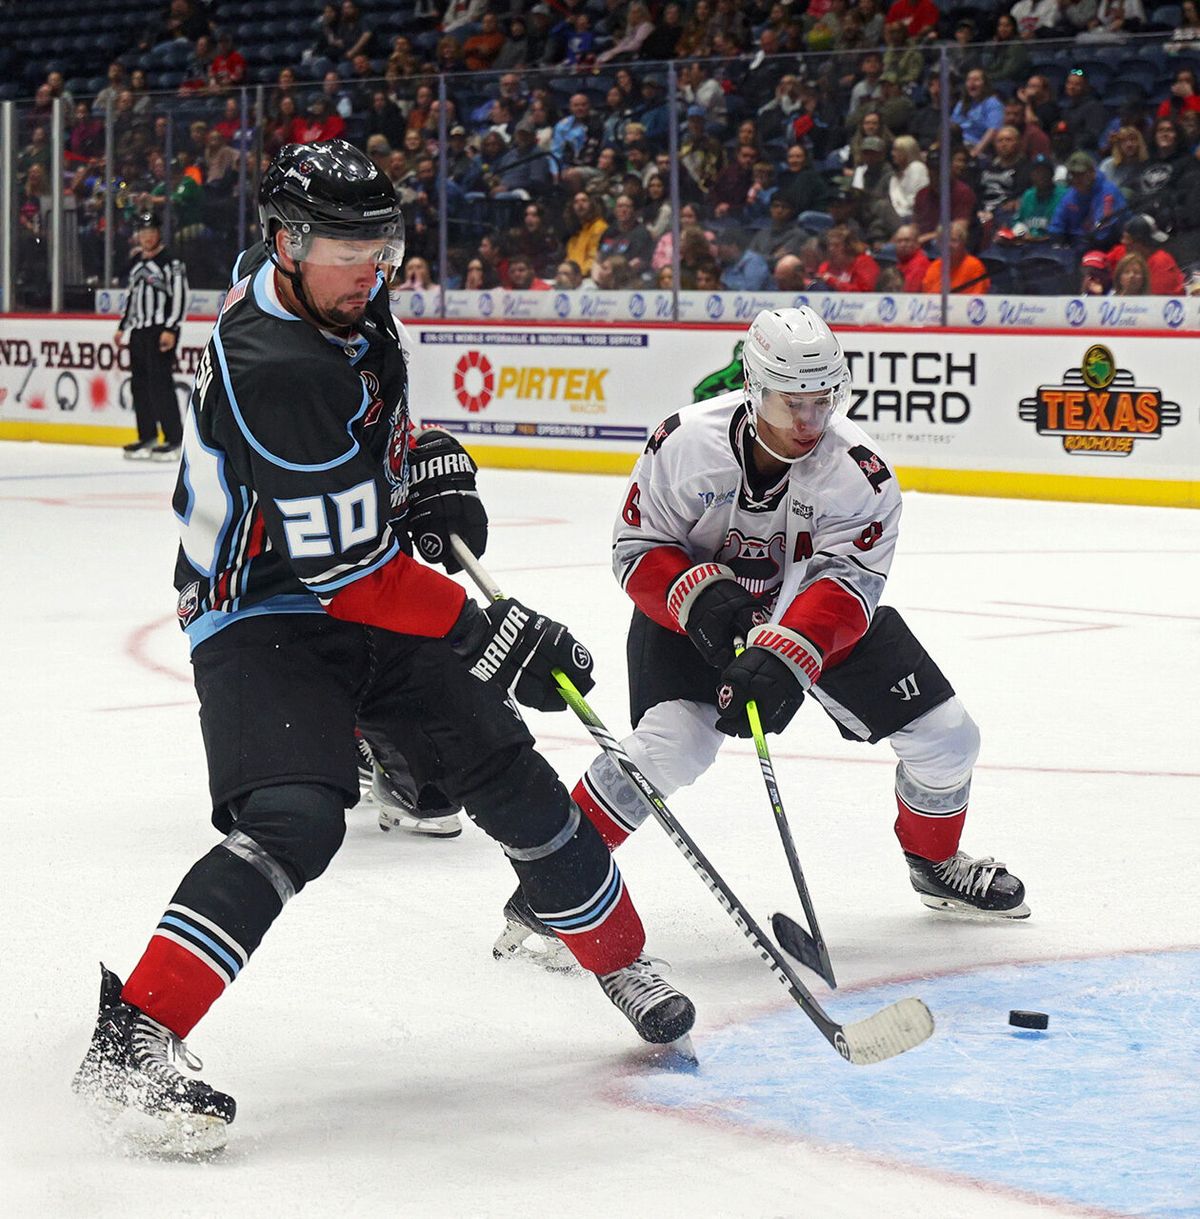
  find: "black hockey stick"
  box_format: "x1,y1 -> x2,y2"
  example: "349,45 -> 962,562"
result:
449,536 -> 933,1065
735,638 -> 837,989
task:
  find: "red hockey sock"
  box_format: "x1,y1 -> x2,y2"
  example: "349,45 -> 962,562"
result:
122,936 -> 228,1038
558,885 -> 645,975
894,791 -> 967,862
571,777 -> 631,850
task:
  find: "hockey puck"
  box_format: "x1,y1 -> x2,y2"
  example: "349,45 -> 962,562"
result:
1008,1010 -> 1049,1030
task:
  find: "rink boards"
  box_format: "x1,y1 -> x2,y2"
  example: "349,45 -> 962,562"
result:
0,315 -> 1196,508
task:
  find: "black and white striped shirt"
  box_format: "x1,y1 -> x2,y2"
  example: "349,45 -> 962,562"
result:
119,248 -> 189,334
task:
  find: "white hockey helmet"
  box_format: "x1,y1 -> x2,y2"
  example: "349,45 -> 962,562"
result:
742,307 -> 851,448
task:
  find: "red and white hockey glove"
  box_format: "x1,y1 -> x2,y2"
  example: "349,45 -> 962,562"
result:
667,562 -> 769,670
714,624 -> 823,738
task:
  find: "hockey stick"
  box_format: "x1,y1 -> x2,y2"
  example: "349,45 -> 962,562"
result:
734,637 -> 837,989
449,536 -> 933,1066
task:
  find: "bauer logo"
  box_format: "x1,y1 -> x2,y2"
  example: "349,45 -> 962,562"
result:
1162,299 -> 1185,329
1017,344 -> 1181,456
1065,298 -> 1088,327
966,298 -> 987,325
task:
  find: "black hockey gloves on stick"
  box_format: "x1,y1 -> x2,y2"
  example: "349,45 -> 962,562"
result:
406,427 -> 488,574
447,534 -> 934,1067
667,562 -> 769,670
715,624 -> 823,737
449,597 -> 595,713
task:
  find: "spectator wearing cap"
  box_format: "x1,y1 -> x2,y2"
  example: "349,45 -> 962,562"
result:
876,73 -> 915,136
922,219 -> 990,293
634,76 -> 672,151
888,136 -> 928,222
1047,151 -> 1126,250
750,194 -> 810,265
680,106 -> 726,195
913,149 -> 978,245
881,22 -> 924,87
819,225 -> 881,291
1104,215 -> 1185,293
884,0 -> 940,40
1057,69 -> 1110,154
892,222 -> 931,291
445,125 -> 484,194
852,136 -> 900,243
1015,153 -> 1067,240
951,69 -> 1005,160
1079,249 -> 1112,294
714,227 -> 772,291
291,94 -> 345,144
981,14 -> 1032,84
489,120 -> 555,198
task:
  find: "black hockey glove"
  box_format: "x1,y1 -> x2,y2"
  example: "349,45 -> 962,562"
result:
406,427 -> 487,574
449,598 -> 595,713
714,624 -> 823,738
667,562 -> 769,670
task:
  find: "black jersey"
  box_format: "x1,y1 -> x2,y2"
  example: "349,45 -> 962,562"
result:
172,246 -> 416,649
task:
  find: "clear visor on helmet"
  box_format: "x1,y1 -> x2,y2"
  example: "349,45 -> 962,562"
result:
752,380 -> 846,440
282,227 -> 404,268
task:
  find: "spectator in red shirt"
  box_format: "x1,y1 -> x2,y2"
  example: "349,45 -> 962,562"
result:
885,0 -> 941,40
290,95 -> 346,144
507,253 -> 552,290
892,222 -> 931,291
1157,68 -> 1200,120
913,149 -> 977,245
462,12 -> 506,72
210,31 -> 247,90
819,224 -> 881,291
1104,214 -> 1186,294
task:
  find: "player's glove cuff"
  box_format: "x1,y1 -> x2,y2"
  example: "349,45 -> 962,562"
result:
667,562 -> 738,631
745,623 -> 823,692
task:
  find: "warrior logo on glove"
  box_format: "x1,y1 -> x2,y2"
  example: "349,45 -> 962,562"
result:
405,427 -> 488,574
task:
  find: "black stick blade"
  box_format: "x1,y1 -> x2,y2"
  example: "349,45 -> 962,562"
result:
772,911 -> 837,989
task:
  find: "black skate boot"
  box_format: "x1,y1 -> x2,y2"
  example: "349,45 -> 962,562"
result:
72,965 -> 235,1155
492,885 -> 578,972
906,851 -> 1030,919
372,768 -> 463,838
122,439 -> 155,460
597,955 -> 697,1046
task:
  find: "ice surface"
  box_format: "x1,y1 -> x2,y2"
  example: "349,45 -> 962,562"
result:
1,442 -> 1197,1218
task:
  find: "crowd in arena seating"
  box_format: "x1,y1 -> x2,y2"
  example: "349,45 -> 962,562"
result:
7,0 -> 1200,303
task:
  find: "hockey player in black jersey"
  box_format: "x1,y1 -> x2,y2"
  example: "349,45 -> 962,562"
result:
499,307 -> 1027,963
74,141 -> 693,1153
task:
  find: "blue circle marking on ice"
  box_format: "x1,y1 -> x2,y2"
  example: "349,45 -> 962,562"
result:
622,949 -> 1200,1217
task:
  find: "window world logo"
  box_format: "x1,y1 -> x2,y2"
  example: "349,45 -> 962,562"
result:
1017,344 -> 1180,456
1065,298 -> 1087,327
706,294 -> 725,319
1162,299 -> 1185,329
629,293 -> 645,319
877,295 -> 897,323
966,298 -> 987,325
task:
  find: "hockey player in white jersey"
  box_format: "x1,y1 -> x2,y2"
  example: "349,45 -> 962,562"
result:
499,307 -> 1026,957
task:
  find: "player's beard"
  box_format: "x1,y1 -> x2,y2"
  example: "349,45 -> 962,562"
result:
321,296 -> 370,328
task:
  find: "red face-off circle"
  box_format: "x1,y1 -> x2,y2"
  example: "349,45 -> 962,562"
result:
454,350 -> 494,412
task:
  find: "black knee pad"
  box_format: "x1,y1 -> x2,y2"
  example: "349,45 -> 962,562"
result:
462,746 -> 573,854
233,783 -> 346,893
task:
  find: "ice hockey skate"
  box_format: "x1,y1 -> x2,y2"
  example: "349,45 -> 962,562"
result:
492,884 -> 579,973
597,955 -> 697,1057
906,851 -> 1030,919
72,965 -> 235,1156
371,766 -> 463,837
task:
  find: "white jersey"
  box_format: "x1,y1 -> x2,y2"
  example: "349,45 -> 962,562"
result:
613,390 -> 901,656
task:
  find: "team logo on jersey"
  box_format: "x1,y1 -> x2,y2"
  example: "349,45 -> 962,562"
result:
176,581 -> 201,627
848,444 -> 892,493
360,371 -> 386,426
716,529 -> 787,597
1018,345 -> 1181,456
645,412 -> 681,453
717,683 -> 734,711
454,351 -> 494,412
790,500 -> 813,519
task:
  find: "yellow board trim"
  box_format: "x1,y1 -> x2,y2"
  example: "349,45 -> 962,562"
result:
3,426 -> 1194,508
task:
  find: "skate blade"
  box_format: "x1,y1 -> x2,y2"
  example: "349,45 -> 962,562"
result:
122,450 -> 154,461
83,1095 -> 229,1158
492,921 -> 579,974
377,809 -> 463,837
656,1033 -> 699,1068
918,894 -> 1031,920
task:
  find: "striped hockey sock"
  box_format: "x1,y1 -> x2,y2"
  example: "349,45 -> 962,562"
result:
893,763 -> 969,862
532,856 -> 645,975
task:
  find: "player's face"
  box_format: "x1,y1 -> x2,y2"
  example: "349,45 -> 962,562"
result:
295,237 -> 394,326
756,388 -> 836,457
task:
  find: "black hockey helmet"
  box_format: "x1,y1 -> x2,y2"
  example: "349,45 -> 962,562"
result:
259,139 -> 404,267
133,211 -> 160,231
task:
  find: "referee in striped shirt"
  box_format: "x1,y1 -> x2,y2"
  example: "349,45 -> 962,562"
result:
115,213 -> 189,460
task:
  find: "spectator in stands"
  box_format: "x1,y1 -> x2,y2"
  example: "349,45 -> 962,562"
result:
477,230 -> 508,287
693,262 -> 722,290
507,253 -> 552,291
749,194 -> 810,266
18,126 -> 50,178
712,227 -> 770,290
365,135 -> 392,177
1002,96 -> 1053,160
680,107 -> 726,196
393,255 -> 436,291
947,19 -> 984,80
269,67 -> 299,121
881,22 -> 924,87
587,252 -> 636,290
675,227 -> 716,287
366,91 -> 407,151
682,61 -> 728,126
639,1 -> 683,58
913,149 -> 978,245
1018,74 -> 1060,136
1015,153 -> 1067,240
978,127 -> 1032,231
1099,126 -> 1149,195
559,12 -> 597,68
1130,117 -> 1200,245
265,97 -> 299,157
892,222 -> 932,290
67,103 -> 103,165
908,71 -> 943,150
710,144 -> 759,218
982,15 -> 1033,84
211,30 -> 246,91
596,2 -> 655,64
847,51 -> 887,123
490,120 -> 556,200
677,0 -> 715,57
952,69 -> 1005,161
563,191 -> 608,278
1079,249 -> 1113,293
1167,0 -> 1200,51
334,0 -> 374,61
641,174 -> 672,240
160,0 -> 210,46
1079,0 -> 1146,41
885,0 -> 940,40
552,94 -> 604,192
875,73 -> 915,138
462,12 -> 506,72
1058,68 -> 1110,153
847,111 -> 896,173
1111,251 -> 1151,293
819,225 -> 880,291
442,125 -> 481,193
405,84 -> 435,135
463,256 -> 499,291
292,95 -> 345,145
507,202 -> 559,278
922,220 -> 990,293
1048,150 -> 1126,250
888,135 -> 929,223
852,136 -> 900,242
554,259 -> 584,290
597,194 -> 654,280
1158,68 -> 1200,122
203,130 -> 237,197
1038,0 -> 1100,38
1106,214 -> 1186,292
93,63 -> 128,116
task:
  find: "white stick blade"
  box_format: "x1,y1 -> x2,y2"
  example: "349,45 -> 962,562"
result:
839,997 -> 934,1065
